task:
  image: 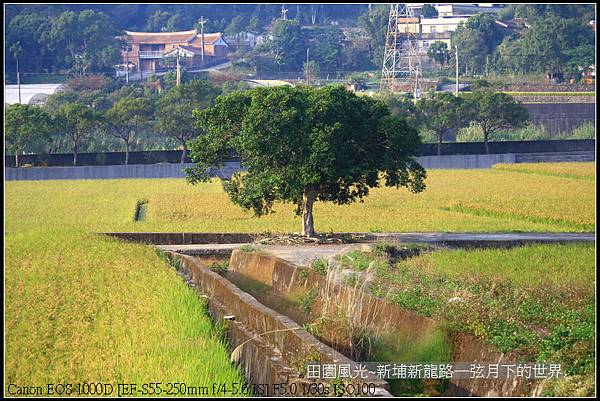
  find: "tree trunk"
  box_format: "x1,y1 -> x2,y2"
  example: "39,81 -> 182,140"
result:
14,152 -> 20,168
483,130 -> 490,154
301,186 -> 317,237
125,142 -> 130,165
180,143 -> 188,164
437,133 -> 443,156
73,142 -> 78,166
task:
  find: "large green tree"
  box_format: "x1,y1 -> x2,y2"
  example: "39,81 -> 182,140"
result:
517,15 -> 595,78
155,80 -> 221,163
427,41 -> 450,69
6,12 -> 52,73
464,13 -> 504,54
46,10 -> 118,74
104,98 -> 153,165
310,26 -> 344,71
463,91 -> 529,154
416,93 -> 468,155
5,104 -> 54,167
53,103 -> 98,166
267,19 -> 306,71
357,4 -> 389,67
185,85 -> 426,237
451,23 -> 488,76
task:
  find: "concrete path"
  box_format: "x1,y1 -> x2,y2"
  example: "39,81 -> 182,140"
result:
365,232 -> 596,243
157,232 -> 594,267
157,243 -> 367,266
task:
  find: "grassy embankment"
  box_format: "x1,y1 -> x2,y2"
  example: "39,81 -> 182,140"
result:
322,163 -> 595,396
331,242 -> 595,396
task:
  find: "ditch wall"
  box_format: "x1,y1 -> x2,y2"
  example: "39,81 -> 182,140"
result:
227,250 -> 547,397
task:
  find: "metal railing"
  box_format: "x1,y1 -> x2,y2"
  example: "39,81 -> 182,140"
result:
138,51 -> 164,59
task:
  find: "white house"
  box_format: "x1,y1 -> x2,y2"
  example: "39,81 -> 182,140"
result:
420,16 -> 469,34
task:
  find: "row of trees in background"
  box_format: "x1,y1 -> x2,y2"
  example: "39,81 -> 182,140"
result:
378,87 -> 530,155
224,3 -> 595,83
6,78 -> 225,166
7,74 -> 539,170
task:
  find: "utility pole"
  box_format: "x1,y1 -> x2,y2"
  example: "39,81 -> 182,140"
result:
455,44 -> 459,97
125,46 -> 130,84
11,43 -> 22,103
198,16 -> 207,65
16,56 -> 21,104
139,54 -> 143,81
281,4 -> 288,20
306,47 -> 310,86
176,50 -> 181,86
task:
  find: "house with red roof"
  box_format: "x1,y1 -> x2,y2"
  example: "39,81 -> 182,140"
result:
121,29 -> 229,73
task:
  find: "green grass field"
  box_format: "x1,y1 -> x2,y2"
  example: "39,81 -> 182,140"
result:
493,162 -> 596,180
338,242 -> 596,396
5,197 -> 246,392
4,162 -> 595,396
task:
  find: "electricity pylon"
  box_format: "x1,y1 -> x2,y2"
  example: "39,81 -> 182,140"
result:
380,4 -> 422,98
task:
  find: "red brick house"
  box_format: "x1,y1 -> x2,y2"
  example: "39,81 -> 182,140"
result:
121,29 -> 229,73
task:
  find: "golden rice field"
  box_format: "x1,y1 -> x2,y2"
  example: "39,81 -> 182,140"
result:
7,164 -> 593,235
4,162 -> 595,395
493,162 -> 595,180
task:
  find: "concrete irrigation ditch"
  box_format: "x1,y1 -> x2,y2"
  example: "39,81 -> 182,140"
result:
105,232 -> 594,397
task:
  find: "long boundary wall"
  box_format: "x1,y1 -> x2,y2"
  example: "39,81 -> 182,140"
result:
5,139 -> 595,167
6,151 -> 595,181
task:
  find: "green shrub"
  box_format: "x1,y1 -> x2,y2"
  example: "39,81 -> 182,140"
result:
571,122 -> 595,139
209,260 -> 229,275
455,122 -> 483,142
311,258 -> 328,275
493,122 -> 550,141
371,241 -> 398,258
239,244 -> 258,253
337,250 -> 373,271
298,288 -> 318,314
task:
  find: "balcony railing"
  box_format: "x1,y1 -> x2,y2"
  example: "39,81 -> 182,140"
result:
138,51 -> 164,59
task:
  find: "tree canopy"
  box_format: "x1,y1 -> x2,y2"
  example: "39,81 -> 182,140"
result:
54,103 -> 99,165
185,85 -> 426,237
416,93 -> 468,155
463,91 -> 529,153
104,98 -> 153,164
5,104 -> 54,166
155,80 -> 221,162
